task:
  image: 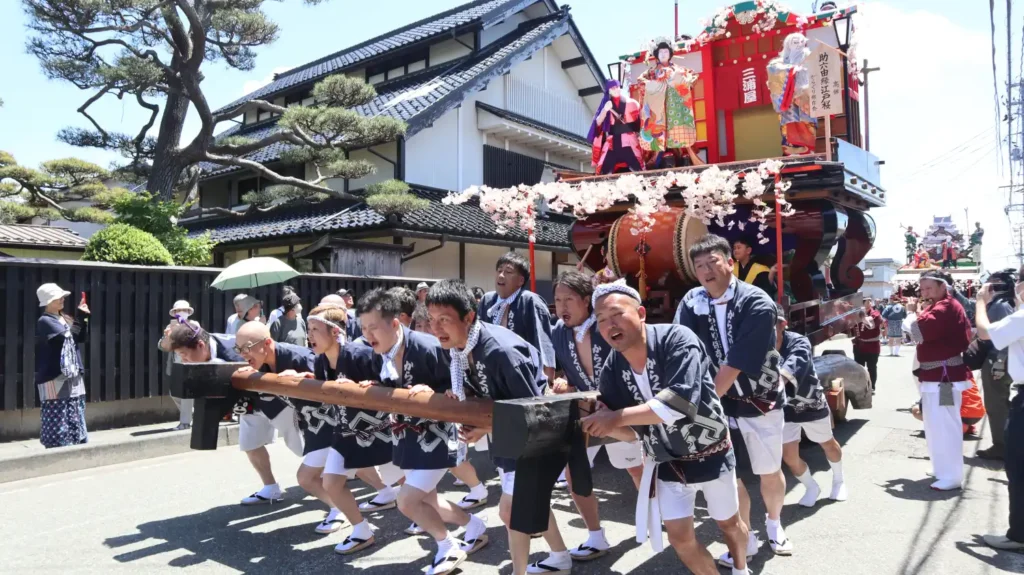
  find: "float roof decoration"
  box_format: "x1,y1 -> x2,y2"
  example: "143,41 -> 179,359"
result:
619,2 -> 858,62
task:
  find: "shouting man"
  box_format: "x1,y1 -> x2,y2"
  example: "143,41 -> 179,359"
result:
582,280 -> 752,575
358,288 -> 488,574
426,279 -> 561,575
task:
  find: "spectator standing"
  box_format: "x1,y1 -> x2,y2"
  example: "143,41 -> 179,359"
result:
975,266 -> 1024,550
470,286 -> 485,308
35,283 -> 90,448
267,286 -> 297,326
853,298 -> 882,392
976,269 -> 1018,460
338,289 -> 363,340
415,282 -> 429,304
225,293 -> 247,335
905,270 -> 973,491
268,292 -> 307,346
159,300 -> 195,430
881,298 -> 907,356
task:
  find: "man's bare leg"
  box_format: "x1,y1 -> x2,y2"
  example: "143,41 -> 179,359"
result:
664,517 -> 718,575
297,464 -> 332,505
246,446 -> 276,485
499,493 -> 532,575
717,513 -> 750,571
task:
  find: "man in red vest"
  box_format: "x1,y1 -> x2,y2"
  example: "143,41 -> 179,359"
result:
853,298 -> 882,393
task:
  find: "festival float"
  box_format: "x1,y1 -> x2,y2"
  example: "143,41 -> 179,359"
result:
894,216 -> 984,297
447,1 -> 882,416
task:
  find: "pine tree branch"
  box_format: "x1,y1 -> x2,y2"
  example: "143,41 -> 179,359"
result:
208,131 -> 303,156
201,151 -> 359,201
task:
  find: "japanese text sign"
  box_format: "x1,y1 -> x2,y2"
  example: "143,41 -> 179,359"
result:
809,43 -> 844,117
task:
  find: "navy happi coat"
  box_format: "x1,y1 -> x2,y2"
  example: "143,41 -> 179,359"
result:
258,342 -> 316,449
460,322 -> 545,472
551,319 -> 612,392
598,324 -> 734,484
780,331 -> 830,424
375,326 -> 458,470
674,278 -> 785,418
478,290 -> 556,370
314,343 -> 394,469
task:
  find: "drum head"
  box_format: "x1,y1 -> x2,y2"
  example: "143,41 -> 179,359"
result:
674,214 -> 709,283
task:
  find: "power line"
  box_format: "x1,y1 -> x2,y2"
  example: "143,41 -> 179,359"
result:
889,125 -> 994,178
1009,0 -> 1015,190
992,0 -> 1005,172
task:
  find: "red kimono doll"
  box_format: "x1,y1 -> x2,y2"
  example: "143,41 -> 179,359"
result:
588,80 -> 644,175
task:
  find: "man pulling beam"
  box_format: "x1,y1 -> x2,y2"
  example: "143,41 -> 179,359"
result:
580,280 -> 752,575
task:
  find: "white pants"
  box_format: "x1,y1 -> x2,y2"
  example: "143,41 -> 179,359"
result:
171,396 -> 193,426
238,407 -> 304,456
658,470 -> 739,521
920,381 -> 969,486
782,412 -> 834,444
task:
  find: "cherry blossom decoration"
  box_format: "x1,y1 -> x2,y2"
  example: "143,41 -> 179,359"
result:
443,159 -> 793,243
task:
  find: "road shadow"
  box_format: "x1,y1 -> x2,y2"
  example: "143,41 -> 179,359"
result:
880,477 -> 961,502
955,534 -> 1024,573
130,428 -> 184,437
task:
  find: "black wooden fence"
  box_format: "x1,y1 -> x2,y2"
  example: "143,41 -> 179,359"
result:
0,258 -> 435,411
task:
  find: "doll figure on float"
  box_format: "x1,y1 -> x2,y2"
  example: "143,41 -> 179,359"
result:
588,79 -> 645,175
636,36 -> 699,167
767,33 -> 818,156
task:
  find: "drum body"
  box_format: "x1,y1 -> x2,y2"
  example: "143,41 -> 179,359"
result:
606,208 -> 708,286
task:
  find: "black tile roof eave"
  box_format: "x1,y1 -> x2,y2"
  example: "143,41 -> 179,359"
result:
474,101 -> 588,145
403,14 -> 572,138
199,15 -> 570,181
0,240 -> 87,251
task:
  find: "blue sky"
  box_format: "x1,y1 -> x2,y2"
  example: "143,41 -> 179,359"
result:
0,1 -> 1016,267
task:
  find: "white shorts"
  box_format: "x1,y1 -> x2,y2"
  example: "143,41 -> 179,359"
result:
323,451 -> 405,484
501,471 -> 516,496
587,441 -> 643,469
736,409 -> 785,475
403,468 -> 448,493
303,447 -> 331,468
783,414 -> 834,445
657,469 -> 740,521
475,436 -> 489,452
238,407 -> 303,456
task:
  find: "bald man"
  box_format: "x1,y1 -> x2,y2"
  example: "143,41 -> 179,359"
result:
320,294 -> 346,307
233,322 -> 308,507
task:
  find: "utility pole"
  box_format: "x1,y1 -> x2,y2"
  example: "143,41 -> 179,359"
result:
860,59 -> 881,152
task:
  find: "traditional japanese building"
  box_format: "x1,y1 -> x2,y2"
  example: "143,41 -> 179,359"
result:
184,0 -> 605,294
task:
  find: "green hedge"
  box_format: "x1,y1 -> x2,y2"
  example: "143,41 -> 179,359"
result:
83,223 -> 174,266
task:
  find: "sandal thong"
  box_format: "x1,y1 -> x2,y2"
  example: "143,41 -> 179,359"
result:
569,544 -> 608,561
334,535 -> 374,555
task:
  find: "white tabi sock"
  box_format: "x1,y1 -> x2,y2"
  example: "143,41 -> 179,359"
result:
256,483 -> 281,498
351,520 -> 373,540
544,551 -> 572,569
894,345 -> 901,355
829,460 -> 844,483
435,533 -> 456,561
586,528 -> 609,549
376,486 -> 398,503
795,469 -> 821,507
732,568 -> 751,575
468,483 -> 488,500
766,517 -> 785,543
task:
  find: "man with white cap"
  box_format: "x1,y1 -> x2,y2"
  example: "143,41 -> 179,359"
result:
416,282 -> 430,304
159,300 -> 195,430
226,294 -> 262,334
581,279 -> 751,575
905,269 -> 973,490
35,283 -> 90,448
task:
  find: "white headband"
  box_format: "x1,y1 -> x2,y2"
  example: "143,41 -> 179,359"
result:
592,278 -> 642,308
308,314 -> 344,331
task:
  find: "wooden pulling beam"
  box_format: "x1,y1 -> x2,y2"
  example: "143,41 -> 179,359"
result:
171,362 -> 601,534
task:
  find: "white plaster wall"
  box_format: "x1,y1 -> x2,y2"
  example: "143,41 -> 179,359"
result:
405,108 -> 460,190
401,238 -> 461,280
430,35 -> 474,66
325,142 -> 397,192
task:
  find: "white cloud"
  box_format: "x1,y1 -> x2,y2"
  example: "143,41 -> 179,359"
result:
857,2 -> 1015,270
241,66 -> 290,96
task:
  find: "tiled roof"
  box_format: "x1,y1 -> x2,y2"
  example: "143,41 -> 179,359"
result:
0,224 -> 87,249
201,12 -> 571,179
475,101 -> 589,144
185,186 -> 572,248
215,0 -> 537,114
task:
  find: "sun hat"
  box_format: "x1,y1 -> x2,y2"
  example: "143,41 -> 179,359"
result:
416,282 -> 429,291
37,283 -> 71,307
169,300 -> 194,317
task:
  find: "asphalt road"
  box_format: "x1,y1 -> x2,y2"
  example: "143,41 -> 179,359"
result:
2,340 -> 1023,574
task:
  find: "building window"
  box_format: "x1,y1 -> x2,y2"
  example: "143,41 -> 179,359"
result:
365,47 -> 430,85
286,90 -> 312,107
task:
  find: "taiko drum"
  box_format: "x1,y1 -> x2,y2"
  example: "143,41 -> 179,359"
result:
606,207 -> 708,285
